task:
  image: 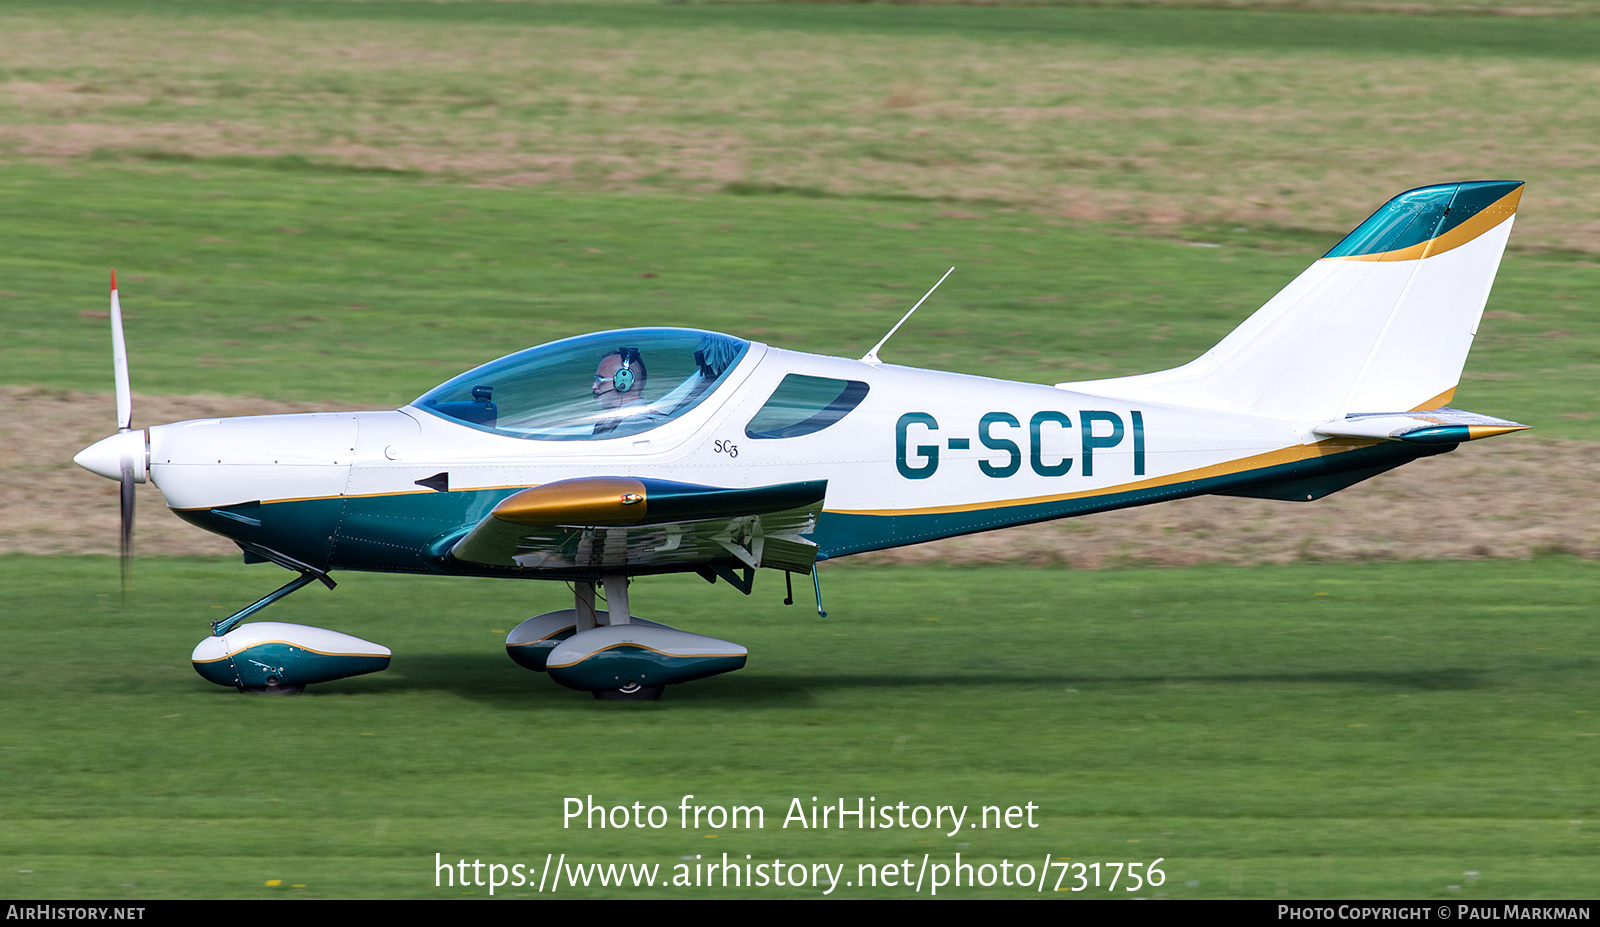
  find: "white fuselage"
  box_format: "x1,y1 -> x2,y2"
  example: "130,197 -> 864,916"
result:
145,341 -> 1356,567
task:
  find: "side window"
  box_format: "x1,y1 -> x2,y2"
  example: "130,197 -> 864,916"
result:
745,374 -> 869,440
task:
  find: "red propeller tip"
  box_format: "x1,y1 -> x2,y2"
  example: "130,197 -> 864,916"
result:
110,268 -> 117,292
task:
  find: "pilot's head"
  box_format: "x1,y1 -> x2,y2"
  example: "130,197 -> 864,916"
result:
592,348 -> 647,410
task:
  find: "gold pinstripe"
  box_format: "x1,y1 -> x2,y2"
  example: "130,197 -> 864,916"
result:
826,438 -> 1377,517
172,482 -> 545,512
194,641 -> 388,663
547,642 -> 746,669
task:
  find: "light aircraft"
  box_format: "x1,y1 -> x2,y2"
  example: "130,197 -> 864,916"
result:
76,180 -> 1530,700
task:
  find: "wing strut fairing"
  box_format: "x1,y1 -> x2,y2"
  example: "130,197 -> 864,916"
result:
449,477 -> 827,576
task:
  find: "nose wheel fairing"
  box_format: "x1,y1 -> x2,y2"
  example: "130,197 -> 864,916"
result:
192,621 -> 390,691
189,567 -> 390,695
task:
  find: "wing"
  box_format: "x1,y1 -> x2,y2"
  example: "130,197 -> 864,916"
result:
449,477 -> 826,574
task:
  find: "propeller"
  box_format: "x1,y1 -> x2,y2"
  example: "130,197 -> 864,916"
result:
111,270 -> 134,594
73,271 -> 146,599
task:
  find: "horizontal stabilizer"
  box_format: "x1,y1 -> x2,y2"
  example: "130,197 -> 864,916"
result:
1312,407 -> 1527,444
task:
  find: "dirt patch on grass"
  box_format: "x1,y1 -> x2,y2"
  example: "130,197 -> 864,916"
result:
12,386 -> 1596,565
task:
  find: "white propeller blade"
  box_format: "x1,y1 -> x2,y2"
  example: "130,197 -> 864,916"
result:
110,269 -> 137,596
111,269 -> 132,433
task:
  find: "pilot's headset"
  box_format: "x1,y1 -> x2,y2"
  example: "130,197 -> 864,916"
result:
610,347 -> 643,394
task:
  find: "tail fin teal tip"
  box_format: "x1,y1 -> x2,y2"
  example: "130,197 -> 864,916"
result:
1323,180 -> 1523,262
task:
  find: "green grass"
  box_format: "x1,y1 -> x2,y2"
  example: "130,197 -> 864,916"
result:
1,555 -> 1596,898
5,2 -> 1600,251
11,0 -> 1600,58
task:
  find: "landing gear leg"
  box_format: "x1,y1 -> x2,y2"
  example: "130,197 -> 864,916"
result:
575,580 -> 598,632
212,569 -> 327,636
601,573 -> 630,626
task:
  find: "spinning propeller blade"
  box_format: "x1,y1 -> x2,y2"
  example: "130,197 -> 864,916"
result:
72,269 -> 150,594
110,270 -> 134,595
120,455 -> 135,595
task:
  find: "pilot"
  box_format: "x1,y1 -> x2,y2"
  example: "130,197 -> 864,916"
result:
591,347 -> 648,433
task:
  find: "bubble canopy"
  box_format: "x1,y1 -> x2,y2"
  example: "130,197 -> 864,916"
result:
413,329 -> 751,441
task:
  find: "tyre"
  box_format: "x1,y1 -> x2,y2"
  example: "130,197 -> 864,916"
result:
591,682 -> 665,701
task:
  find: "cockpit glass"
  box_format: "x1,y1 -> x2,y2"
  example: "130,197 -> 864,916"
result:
413,329 -> 750,441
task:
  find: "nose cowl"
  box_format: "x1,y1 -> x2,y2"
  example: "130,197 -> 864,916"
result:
145,413 -> 359,511
74,430 -> 148,483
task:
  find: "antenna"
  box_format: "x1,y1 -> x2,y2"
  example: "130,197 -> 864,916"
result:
861,266 -> 954,365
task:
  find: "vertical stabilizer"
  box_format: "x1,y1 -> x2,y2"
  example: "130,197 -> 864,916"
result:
1064,181 -> 1523,420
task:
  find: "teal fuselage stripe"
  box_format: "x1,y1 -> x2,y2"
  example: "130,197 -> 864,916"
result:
812,440 -> 1447,559
178,486 -> 522,577
177,440 -> 1447,576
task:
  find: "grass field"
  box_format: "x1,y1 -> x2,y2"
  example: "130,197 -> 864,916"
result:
4,1 -> 1600,250
0,0 -> 1596,901
2,556 -> 1597,899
